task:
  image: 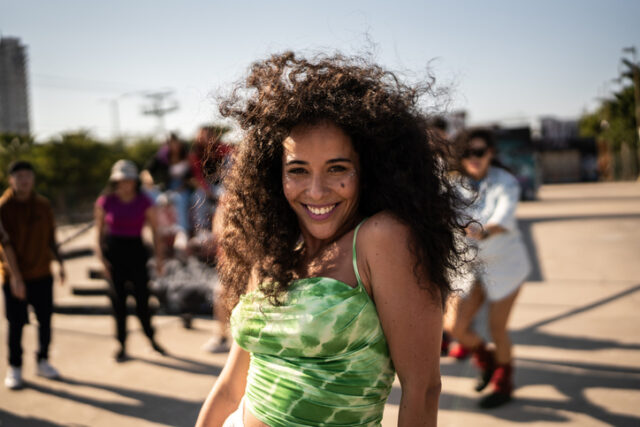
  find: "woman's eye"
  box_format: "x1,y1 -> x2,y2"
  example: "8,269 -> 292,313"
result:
328,165 -> 347,173
287,168 -> 307,175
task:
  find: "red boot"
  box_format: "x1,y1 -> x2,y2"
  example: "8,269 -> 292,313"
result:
448,342 -> 471,360
479,363 -> 513,409
472,344 -> 496,392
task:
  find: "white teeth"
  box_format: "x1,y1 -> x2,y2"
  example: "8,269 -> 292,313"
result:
307,204 -> 336,215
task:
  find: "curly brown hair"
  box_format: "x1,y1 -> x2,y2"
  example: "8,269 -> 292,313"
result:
217,51 -> 466,312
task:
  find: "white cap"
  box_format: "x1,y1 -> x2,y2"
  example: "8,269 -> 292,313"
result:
109,159 -> 139,181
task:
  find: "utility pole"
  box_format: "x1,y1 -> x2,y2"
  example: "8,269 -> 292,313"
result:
100,91 -> 140,141
141,90 -> 178,137
621,46 -> 640,179
99,97 -> 122,140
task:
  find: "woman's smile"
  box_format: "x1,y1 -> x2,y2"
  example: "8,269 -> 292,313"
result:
303,202 -> 340,220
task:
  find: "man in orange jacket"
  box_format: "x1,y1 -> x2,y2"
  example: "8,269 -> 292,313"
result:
1,161 -> 66,389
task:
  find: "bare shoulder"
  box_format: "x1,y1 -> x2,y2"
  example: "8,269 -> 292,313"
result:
358,211 -> 412,250
356,212 -> 417,291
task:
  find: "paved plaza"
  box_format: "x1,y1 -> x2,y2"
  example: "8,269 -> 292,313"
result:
1,182 -> 639,426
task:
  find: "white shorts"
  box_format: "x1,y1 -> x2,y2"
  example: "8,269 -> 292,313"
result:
454,231 -> 531,302
222,397 -> 245,427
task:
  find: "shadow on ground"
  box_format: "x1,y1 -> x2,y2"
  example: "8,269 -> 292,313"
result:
135,353 -> 223,377
518,212 -> 640,282
437,358 -> 640,426
22,377 -> 202,427
437,282 -> 640,426
0,408 -> 66,427
0,354 -> 223,427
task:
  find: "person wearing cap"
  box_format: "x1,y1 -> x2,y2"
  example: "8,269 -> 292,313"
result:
1,160 -> 66,390
95,159 -> 166,362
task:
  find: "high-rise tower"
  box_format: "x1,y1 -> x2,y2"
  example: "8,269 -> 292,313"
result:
0,37 -> 30,135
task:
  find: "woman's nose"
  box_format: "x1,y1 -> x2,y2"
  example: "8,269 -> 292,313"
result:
307,174 -> 328,200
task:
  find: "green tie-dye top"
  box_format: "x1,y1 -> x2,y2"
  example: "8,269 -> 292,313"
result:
230,220 -> 395,427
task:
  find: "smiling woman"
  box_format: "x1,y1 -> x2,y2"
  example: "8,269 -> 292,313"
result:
282,122 -> 361,245
196,51 -> 469,427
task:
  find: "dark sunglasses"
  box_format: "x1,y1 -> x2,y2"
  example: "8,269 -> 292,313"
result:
462,147 -> 489,158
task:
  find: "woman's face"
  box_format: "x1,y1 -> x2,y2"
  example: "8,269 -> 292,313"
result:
461,137 -> 493,180
115,179 -> 137,198
282,122 -> 360,243
169,138 -> 182,156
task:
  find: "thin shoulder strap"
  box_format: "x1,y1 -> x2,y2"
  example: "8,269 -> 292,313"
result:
352,218 -> 368,288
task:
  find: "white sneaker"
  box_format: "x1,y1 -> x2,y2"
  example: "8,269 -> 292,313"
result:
201,336 -> 230,354
4,366 -> 23,389
36,359 -> 60,379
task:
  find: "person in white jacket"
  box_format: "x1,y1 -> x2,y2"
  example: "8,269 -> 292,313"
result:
445,128 -> 531,409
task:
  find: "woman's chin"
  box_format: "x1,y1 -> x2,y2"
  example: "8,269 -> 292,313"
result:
304,226 -> 337,242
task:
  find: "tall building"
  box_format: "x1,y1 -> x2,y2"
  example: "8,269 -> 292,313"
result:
0,37 -> 30,135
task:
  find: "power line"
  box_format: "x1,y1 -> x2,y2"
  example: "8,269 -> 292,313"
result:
30,73 -> 142,93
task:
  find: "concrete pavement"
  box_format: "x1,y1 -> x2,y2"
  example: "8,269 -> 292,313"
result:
1,181 -> 639,426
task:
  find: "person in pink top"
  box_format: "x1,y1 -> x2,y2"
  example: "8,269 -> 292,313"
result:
94,160 -> 166,362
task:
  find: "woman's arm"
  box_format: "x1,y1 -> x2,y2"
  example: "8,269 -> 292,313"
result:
360,213 -> 442,427
465,222 -> 507,240
94,203 -> 112,281
198,262 -> 258,426
195,341 -> 250,427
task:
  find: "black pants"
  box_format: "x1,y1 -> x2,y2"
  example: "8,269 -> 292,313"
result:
3,275 -> 53,367
104,235 -> 154,346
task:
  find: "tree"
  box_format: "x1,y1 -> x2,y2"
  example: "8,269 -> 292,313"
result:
28,131 -> 119,220
0,133 -> 34,183
580,85 -> 638,179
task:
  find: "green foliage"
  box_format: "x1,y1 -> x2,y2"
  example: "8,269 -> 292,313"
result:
0,133 -> 35,183
578,112 -> 602,139
580,85 -> 638,151
0,131 -> 161,220
29,131 -> 115,209
123,137 -> 161,170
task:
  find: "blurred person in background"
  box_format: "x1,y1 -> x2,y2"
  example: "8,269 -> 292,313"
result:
143,132 -> 194,234
190,126 -> 234,350
189,125 -> 232,233
200,196 -> 231,354
0,161 -> 66,389
444,128 -> 531,409
95,160 -> 166,362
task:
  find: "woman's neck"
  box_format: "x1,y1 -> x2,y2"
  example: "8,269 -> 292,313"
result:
468,168 -> 489,181
117,191 -> 136,203
300,215 -> 362,260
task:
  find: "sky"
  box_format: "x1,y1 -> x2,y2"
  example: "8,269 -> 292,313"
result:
1,0 -> 639,141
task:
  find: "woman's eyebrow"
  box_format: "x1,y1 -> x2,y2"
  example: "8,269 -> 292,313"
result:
285,158 -> 352,166
326,158 -> 352,164
284,159 -> 308,166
